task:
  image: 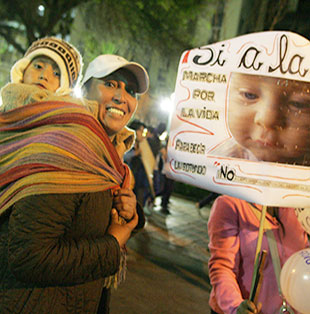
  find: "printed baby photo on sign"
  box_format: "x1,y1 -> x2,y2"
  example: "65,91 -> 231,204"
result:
167,31 -> 310,207
213,73 -> 310,166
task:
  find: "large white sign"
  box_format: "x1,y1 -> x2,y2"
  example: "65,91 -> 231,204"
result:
167,31 -> 310,207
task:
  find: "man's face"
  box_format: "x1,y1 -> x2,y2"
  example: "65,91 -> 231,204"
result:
87,68 -> 139,137
228,73 -> 310,164
23,56 -> 60,92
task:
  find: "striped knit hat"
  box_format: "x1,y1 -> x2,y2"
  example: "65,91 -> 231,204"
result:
10,37 -> 82,95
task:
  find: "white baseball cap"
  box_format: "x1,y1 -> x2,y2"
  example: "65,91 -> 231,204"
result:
81,54 -> 149,94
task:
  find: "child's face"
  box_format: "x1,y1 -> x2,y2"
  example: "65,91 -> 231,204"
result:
228,73 -> 310,164
23,56 -> 60,92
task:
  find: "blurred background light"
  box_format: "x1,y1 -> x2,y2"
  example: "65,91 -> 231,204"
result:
38,5 -> 45,16
160,92 -> 175,114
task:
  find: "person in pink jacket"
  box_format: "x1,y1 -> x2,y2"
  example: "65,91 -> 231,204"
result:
208,195 -> 309,314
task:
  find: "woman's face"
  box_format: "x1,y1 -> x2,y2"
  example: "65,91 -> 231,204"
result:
228,73 -> 310,164
86,68 -> 138,137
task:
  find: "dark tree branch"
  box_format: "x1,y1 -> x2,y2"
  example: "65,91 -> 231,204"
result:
0,25 -> 25,53
0,0 -> 89,51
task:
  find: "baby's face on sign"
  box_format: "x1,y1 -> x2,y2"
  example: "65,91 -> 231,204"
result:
228,73 -> 310,165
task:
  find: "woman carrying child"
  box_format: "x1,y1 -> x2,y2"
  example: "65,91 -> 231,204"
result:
0,38 -> 148,313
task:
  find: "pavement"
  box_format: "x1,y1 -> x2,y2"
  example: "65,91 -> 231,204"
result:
110,194 -> 213,314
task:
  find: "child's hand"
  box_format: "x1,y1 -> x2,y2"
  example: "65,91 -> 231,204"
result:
237,300 -> 262,314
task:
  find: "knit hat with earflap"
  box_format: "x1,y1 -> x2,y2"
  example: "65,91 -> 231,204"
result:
10,37 -> 82,95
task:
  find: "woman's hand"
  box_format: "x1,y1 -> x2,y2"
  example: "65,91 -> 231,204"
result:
113,188 -> 136,221
107,209 -> 138,247
237,300 -> 262,314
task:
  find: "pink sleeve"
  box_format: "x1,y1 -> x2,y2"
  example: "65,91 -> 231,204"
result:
208,196 -> 244,314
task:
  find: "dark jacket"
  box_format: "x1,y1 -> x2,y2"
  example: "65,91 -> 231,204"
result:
0,190 -> 144,313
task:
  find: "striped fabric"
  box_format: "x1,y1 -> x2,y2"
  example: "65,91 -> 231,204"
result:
0,101 -> 129,215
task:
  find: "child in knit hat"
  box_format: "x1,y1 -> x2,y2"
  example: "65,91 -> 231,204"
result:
0,36 -> 95,113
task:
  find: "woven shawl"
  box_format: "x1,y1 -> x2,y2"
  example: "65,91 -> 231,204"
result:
0,101 -> 130,216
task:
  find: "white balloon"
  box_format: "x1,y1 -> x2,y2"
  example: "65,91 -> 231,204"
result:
295,208 -> 310,235
280,248 -> 310,314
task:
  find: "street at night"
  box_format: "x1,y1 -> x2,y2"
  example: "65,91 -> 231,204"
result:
110,195 -> 212,314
